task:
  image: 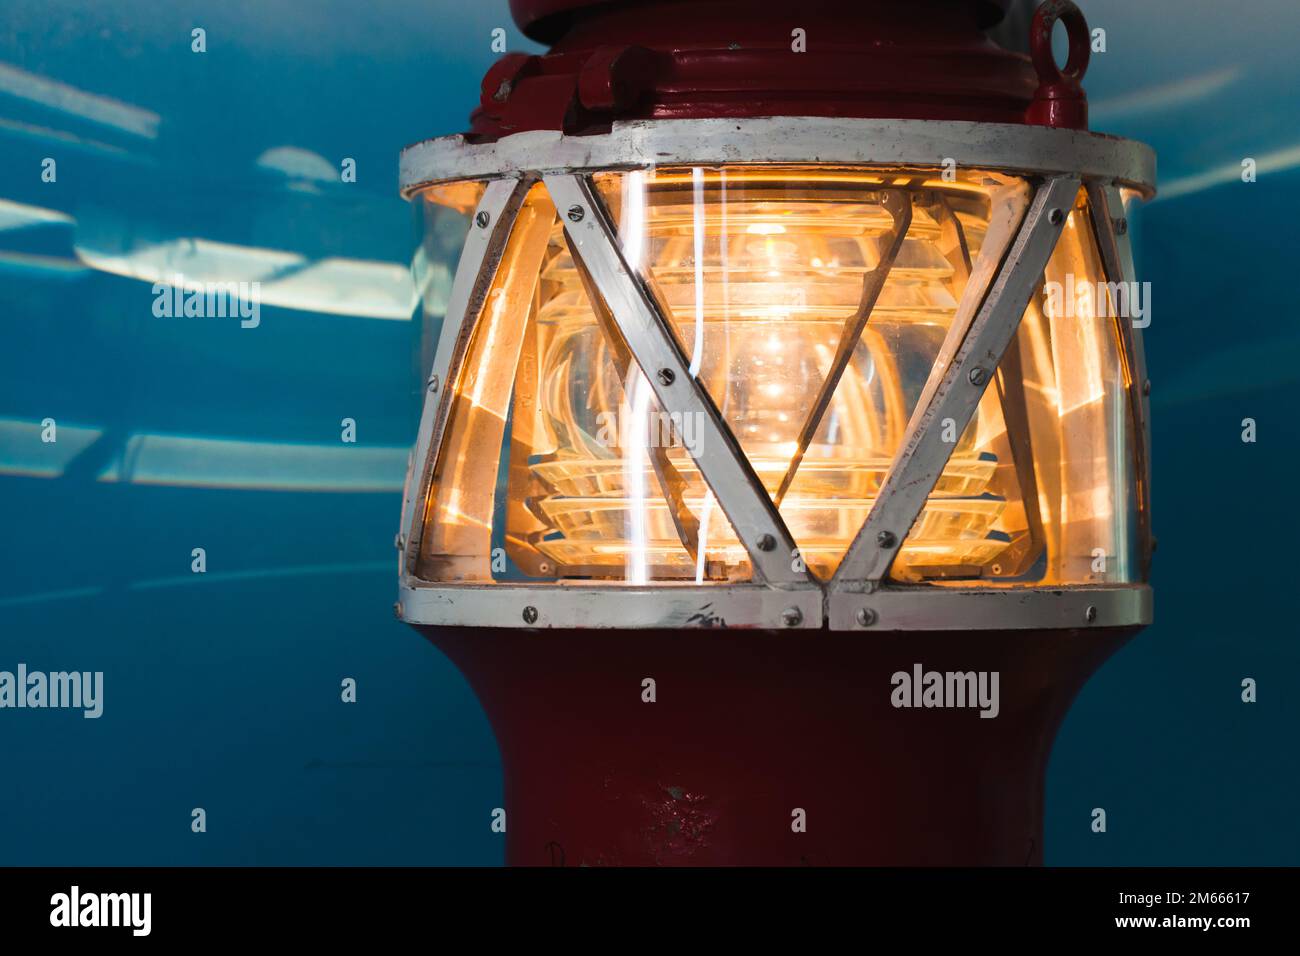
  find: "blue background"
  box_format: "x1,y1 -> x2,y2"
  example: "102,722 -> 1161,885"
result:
0,0 -> 1296,865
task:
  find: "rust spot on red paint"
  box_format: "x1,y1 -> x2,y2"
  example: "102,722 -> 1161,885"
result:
642,784 -> 717,864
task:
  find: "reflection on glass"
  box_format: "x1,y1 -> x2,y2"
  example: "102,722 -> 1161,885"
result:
412,169 -> 1142,587
594,167 -> 1030,579
894,189 -> 1138,585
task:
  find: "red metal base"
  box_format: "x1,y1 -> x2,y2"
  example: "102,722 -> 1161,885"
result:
419,623 -> 1137,865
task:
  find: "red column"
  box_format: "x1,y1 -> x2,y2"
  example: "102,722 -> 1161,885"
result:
420,624 -> 1136,866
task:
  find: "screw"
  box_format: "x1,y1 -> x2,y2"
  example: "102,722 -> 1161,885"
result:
782,606 -> 803,627
566,205 -> 585,223
1084,605 -> 1098,623
756,533 -> 776,552
522,605 -> 539,624
394,534 -> 405,551
876,530 -> 896,549
969,366 -> 989,387
475,211 -> 490,229
657,368 -> 676,386
855,607 -> 877,627
1114,217 -> 1128,236
1049,208 -> 1064,225
538,562 -> 551,574
427,374 -> 439,392
1143,379 -> 1151,396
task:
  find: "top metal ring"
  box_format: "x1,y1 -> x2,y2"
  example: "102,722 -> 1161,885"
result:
399,116 -> 1157,198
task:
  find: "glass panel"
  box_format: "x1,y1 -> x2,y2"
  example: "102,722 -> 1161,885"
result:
891,189 -> 1140,585
594,166 -> 1030,578
414,181 -> 485,383
412,181 -> 754,584
416,183 -> 556,582
502,219 -> 754,582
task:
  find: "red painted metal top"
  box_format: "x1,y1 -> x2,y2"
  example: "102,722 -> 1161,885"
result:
511,0 -> 1016,42
467,0 -> 1090,141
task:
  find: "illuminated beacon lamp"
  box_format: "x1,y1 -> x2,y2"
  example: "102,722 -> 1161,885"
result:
396,0 -> 1154,865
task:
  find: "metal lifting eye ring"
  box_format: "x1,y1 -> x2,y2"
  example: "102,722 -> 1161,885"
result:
1030,0 -> 1091,87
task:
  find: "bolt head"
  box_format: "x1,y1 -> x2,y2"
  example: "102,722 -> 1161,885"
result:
657,367 -> 676,386
566,205 -> 585,223
1143,379 -> 1151,396
1049,208 -> 1065,225
968,366 -> 989,387
522,605 -> 539,625
782,606 -> 803,627
876,530 -> 896,549
1084,605 -> 1098,623
756,533 -> 776,552
427,374 -> 439,392
855,607 -> 877,627
474,211 -> 490,229
1114,217 -> 1128,236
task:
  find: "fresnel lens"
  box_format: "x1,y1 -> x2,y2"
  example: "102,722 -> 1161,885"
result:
397,0 -> 1154,865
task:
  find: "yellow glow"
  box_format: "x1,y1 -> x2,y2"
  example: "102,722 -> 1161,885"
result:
518,166 -> 1026,581
416,170 -> 1140,587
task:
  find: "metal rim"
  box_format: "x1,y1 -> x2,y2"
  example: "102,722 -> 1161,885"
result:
400,117 -> 1157,198
398,580 -> 1151,631
827,582 -> 1151,632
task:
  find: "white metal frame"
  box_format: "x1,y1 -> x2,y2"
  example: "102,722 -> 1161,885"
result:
400,117 -> 1156,198
398,581 -> 1149,632
396,119 -> 1155,631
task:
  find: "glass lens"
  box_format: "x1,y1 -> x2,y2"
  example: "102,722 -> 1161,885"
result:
892,188 -> 1139,584
414,181 -> 485,384
416,182 -> 756,583
410,169 -> 1143,587
595,166 -> 1031,578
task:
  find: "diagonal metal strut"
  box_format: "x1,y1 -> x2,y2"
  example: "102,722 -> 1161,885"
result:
543,172 -> 815,587
565,233 -> 702,561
